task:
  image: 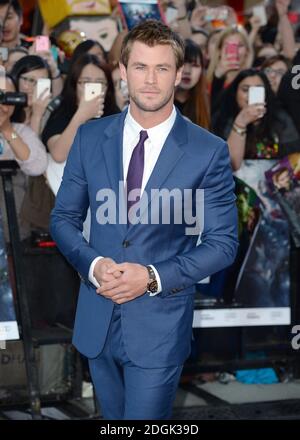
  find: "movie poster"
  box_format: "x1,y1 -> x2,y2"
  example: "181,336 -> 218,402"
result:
193,160 -> 292,328
265,153 -> 300,248
0,209 -> 19,342
118,0 -> 164,30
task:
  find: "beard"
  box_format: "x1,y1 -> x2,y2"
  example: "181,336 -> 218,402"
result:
129,88 -> 174,113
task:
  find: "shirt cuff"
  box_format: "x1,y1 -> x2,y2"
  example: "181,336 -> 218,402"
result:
148,264 -> 162,296
88,256 -> 104,288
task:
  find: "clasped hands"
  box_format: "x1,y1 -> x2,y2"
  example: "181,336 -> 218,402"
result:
94,258 -> 149,304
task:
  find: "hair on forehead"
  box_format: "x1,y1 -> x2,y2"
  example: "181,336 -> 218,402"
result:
120,20 -> 185,70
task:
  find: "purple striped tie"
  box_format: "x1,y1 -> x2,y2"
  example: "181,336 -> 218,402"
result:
126,130 -> 148,216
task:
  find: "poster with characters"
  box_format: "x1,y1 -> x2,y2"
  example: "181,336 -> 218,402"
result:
39,0 -> 111,28
68,16 -> 118,52
265,153 -> 300,248
118,0 -> 165,30
193,173 -> 291,328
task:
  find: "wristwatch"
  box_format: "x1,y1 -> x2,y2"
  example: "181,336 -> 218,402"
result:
232,123 -> 246,137
146,266 -> 158,294
5,130 -> 18,142
10,131 -> 18,140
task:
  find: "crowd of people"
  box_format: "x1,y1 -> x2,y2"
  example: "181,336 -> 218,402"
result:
0,0 -> 299,275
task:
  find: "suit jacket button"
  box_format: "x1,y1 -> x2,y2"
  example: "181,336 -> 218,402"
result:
122,240 -> 130,248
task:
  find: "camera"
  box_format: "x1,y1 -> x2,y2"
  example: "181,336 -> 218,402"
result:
0,90 -> 27,106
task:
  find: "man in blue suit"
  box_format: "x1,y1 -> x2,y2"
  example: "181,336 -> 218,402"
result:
50,20 -> 238,420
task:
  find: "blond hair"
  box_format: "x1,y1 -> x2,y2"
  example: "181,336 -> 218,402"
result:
207,26 -> 253,83
120,20 -> 185,70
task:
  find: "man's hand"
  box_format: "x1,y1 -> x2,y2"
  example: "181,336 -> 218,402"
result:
93,258 -> 122,286
96,262 -> 149,305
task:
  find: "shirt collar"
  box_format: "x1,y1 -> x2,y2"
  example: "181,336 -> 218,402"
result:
125,105 -> 177,144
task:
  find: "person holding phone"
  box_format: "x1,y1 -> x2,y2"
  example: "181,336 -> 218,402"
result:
207,27 -> 253,112
42,54 -> 117,164
10,55 -> 57,235
29,36 -> 64,97
10,55 -> 52,135
0,74 -> 47,239
213,69 -> 300,173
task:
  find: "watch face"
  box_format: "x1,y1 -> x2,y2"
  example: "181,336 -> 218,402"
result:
148,280 -> 158,293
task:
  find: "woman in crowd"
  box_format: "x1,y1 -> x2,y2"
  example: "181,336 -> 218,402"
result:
42,53 -> 117,164
207,26 -> 252,112
262,54 -> 289,95
71,39 -> 106,65
5,46 -> 28,72
213,68 -> 300,174
10,55 -> 52,136
0,74 -> 47,238
175,39 -> 210,129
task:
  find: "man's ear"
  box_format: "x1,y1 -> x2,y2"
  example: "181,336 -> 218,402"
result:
175,66 -> 183,87
119,62 -> 127,83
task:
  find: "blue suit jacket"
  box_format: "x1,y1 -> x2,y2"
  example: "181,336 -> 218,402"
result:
50,109 -> 238,368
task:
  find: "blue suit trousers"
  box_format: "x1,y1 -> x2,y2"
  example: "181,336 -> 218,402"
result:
88,304 -> 183,420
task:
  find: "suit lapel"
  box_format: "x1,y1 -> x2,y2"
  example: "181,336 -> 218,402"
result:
101,111 -> 126,191
101,110 -> 127,233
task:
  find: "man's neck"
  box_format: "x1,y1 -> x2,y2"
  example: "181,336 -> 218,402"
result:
129,102 -> 174,129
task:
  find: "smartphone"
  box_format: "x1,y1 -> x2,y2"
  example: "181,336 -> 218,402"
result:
205,7 -> 228,22
36,78 -> 51,100
36,35 -> 50,52
165,6 -> 178,24
252,5 -> 267,26
225,42 -> 239,62
0,47 -> 8,62
85,82 -> 102,101
248,86 -> 265,105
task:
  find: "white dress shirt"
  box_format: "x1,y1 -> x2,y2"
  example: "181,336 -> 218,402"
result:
89,106 -> 177,296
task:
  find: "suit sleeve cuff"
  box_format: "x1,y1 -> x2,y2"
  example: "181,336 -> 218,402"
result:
148,264 -> 162,296
88,256 -> 103,288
